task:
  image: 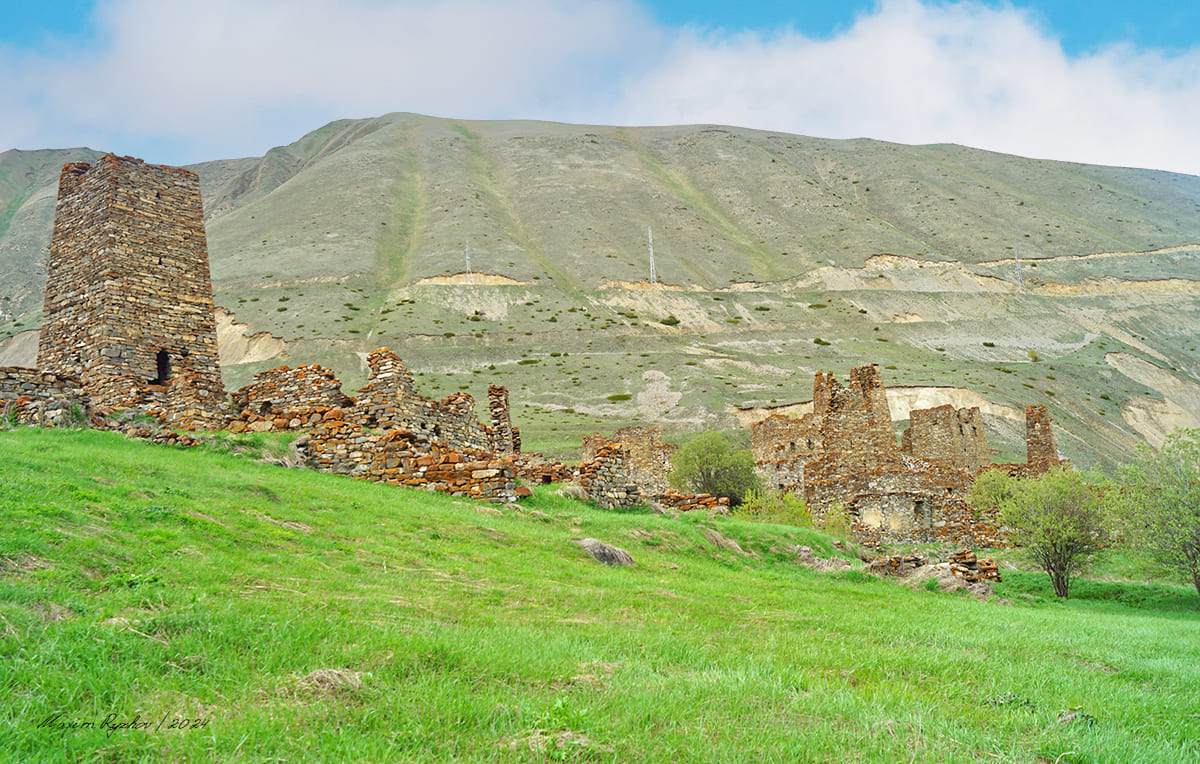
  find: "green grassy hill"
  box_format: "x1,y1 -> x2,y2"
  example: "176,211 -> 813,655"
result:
2,428 -> 1198,761
2,115 -> 1199,464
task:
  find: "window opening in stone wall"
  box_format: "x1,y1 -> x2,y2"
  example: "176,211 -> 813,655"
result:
914,499 -> 931,529
153,350 -> 171,384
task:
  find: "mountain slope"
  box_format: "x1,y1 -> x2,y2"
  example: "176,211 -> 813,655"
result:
1,114 -> 1199,464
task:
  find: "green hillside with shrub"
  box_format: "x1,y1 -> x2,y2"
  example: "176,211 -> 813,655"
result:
2,427 -> 1197,762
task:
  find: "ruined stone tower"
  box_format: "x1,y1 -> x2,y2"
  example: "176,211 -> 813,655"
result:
37,154 -> 226,422
1025,404 -> 1060,466
901,404 -> 990,469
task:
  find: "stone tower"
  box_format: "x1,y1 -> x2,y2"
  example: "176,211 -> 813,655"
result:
37,154 -> 226,422
1025,404 -> 1060,466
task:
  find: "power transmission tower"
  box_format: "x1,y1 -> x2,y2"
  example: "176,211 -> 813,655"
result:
464,239 -> 474,285
648,226 -> 657,286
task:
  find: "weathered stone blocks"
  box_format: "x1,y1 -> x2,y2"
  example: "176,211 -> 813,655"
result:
36,154 -> 226,427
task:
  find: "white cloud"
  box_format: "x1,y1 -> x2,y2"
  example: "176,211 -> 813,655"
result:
2,0 -> 1199,175
1,0 -> 656,162
601,0 -> 1200,175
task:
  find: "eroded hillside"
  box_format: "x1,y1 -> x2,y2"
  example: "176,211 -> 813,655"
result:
2,114 -> 1199,464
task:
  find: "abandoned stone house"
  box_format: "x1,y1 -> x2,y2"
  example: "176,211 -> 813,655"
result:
229,348 -> 520,456
749,365 -> 1065,546
581,425 -> 677,494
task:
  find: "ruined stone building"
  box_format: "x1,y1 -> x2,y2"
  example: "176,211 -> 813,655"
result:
749,365 -> 1064,546
36,154 -> 226,425
900,404 -> 989,469
229,348 -> 521,456
581,425 -> 677,494
1025,405 -> 1059,467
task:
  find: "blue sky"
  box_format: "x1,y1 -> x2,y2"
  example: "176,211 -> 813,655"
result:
648,1 -> 1200,54
2,1 -> 1199,174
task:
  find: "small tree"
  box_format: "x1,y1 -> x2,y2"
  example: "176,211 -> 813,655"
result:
967,467 -> 1017,521
1001,467 -> 1108,598
1117,429 -> 1200,597
669,430 -> 761,506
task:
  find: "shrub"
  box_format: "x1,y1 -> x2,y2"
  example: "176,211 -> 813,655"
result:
660,315 -> 680,326
1001,468 -> 1109,598
1116,428 -> 1200,597
669,431 -> 761,507
816,503 -> 854,540
967,468 -> 1017,521
735,489 -> 811,526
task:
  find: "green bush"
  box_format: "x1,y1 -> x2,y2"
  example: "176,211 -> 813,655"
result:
1116,428 -> 1200,597
816,502 -> 855,540
1001,467 -> 1109,598
669,431 -> 761,507
735,489 -> 810,526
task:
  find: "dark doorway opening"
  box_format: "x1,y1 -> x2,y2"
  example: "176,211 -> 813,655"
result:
153,350 -> 171,385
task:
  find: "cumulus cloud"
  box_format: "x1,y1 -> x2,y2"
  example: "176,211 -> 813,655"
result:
601,0 -> 1200,175
0,0 -> 656,162
2,0 -> 1199,175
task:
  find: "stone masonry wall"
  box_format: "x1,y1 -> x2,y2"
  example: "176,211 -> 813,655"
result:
581,425 -> 676,494
750,413 -> 822,464
298,416 -> 519,502
1026,404 -> 1062,466
229,365 -> 354,431
37,155 -> 225,423
574,444 -> 642,509
0,367 -> 91,426
750,413 -> 820,491
806,455 -> 988,547
807,365 -> 901,481
488,385 -> 521,453
901,404 -> 989,468
351,348 -> 498,453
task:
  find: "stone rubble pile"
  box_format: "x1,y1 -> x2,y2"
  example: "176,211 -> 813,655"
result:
117,425 -> 202,448
650,491 -> 731,513
510,453 -> 576,485
868,553 -> 928,576
948,549 -> 1001,583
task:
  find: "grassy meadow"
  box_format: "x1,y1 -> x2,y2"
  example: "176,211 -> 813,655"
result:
2,427 -> 1198,762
